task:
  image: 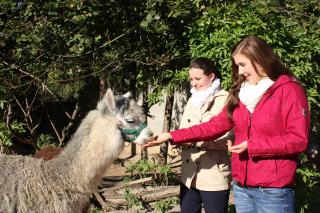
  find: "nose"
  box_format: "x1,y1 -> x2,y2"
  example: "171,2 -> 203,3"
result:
238,67 -> 245,75
191,80 -> 196,87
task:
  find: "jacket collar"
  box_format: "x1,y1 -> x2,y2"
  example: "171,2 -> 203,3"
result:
265,75 -> 298,96
202,89 -> 228,112
256,75 -> 299,110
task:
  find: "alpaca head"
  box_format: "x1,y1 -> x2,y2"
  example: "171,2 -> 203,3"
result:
97,88 -> 153,145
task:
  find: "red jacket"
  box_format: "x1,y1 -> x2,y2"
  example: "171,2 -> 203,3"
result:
171,75 -> 310,187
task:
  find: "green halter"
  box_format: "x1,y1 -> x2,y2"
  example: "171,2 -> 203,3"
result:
120,123 -> 147,142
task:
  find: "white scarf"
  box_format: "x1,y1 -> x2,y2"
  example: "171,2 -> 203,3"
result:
190,78 -> 221,108
239,78 -> 274,113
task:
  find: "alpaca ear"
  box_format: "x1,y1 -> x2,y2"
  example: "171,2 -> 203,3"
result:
105,88 -> 116,112
122,91 -> 132,99
98,88 -> 116,113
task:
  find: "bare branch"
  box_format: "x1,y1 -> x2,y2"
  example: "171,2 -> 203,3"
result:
48,115 -> 62,144
6,103 -> 12,127
2,61 -> 72,119
59,103 -> 80,146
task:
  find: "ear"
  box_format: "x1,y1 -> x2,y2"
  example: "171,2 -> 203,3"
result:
105,88 -> 116,112
209,73 -> 215,81
97,88 -> 116,113
122,91 -> 132,99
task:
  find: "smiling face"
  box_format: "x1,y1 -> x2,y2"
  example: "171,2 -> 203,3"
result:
189,67 -> 215,91
233,53 -> 266,85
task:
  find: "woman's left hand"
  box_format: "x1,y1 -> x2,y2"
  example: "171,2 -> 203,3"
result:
227,140 -> 248,154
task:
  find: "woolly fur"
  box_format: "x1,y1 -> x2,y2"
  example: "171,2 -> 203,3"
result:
0,89 -> 152,213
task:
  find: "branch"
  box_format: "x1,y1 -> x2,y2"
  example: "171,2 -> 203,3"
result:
48,102 -> 80,146
12,94 -> 40,135
99,177 -> 153,192
48,115 -> 62,144
6,103 -> 12,127
93,191 -> 109,210
51,33 -> 125,58
2,61 -> 73,119
59,102 -> 80,146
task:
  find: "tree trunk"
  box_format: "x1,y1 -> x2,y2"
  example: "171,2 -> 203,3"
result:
160,92 -> 174,165
140,87 -> 149,160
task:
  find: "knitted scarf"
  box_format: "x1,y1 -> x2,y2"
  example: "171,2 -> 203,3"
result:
239,78 -> 274,113
190,78 -> 221,108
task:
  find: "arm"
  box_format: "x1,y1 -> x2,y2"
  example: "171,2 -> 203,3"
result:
143,107 -> 233,148
170,107 -> 233,144
248,83 -> 310,157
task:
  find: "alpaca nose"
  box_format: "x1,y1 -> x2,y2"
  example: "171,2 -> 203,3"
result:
146,127 -> 154,137
133,126 -> 154,145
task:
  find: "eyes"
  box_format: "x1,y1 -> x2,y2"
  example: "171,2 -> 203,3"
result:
237,62 -> 246,67
189,77 -> 201,82
125,117 -> 135,123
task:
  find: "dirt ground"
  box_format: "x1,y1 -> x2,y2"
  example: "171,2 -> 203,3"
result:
101,143 -> 234,213
100,143 -> 182,212
104,143 -> 180,177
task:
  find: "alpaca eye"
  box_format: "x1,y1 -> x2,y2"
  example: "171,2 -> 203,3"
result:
125,118 -> 135,123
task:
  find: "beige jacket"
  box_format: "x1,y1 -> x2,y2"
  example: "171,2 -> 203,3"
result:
179,89 -> 232,191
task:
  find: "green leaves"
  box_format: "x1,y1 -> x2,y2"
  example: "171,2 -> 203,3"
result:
154,197 -> 179,212
0,121 -> 26,147
185,0 -> 320,134
0,0 -> 319,158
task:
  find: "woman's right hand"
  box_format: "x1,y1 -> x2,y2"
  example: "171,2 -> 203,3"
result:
142,132 -> 172,148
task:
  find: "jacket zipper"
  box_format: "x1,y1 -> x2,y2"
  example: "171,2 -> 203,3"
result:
244,111 -> 252,186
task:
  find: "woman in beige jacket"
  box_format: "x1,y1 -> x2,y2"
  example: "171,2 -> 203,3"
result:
178,57 -> 231,213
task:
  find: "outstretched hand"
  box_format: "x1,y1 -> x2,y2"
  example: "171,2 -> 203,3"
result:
142,132 -> 172,148
227,140 -> 248,154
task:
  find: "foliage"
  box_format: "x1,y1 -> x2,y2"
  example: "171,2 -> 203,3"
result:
123,160 -> 178,212
139,1 -> 320,212
126,160 -> 175,186
0,0 -> 195,149
186,0 -> 320,132
1,2 -> 319,213
144,68 -> 189,107
0,1 -> 319,211
295,167 -> 320,213
0,0 -> 92,101
36,133 -> 56,149
0,121 -> 25,147
153,196 -> 179,213
123,187 -> 144,211
126,160 -> 156,179
184,2 -> 320,212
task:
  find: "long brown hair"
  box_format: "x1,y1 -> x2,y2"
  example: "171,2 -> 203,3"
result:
226,35 -> 292,120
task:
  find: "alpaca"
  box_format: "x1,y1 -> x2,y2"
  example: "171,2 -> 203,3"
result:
0,89 -> 153,213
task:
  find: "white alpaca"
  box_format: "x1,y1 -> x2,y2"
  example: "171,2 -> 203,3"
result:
0,89 -> 153,213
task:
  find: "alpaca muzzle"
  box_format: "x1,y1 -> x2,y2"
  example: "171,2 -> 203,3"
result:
120,123 -> 153,145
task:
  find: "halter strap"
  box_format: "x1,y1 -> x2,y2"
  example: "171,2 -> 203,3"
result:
120,123 -> 147,142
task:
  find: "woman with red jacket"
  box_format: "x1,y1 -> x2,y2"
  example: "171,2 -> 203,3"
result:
144,35 -> 310,213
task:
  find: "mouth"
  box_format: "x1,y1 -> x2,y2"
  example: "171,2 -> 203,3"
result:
132,127 -> 154,145
243,74 -> 251,82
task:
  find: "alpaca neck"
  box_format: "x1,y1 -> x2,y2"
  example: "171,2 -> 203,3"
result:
47,112 -> 124,191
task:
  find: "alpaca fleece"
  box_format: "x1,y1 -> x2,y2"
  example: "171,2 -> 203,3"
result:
0,89 -> 152,213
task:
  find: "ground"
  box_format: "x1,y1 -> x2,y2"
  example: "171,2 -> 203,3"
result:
101,144 -> 235,213
104,143 -> 180,177
100,143 -> 182,212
